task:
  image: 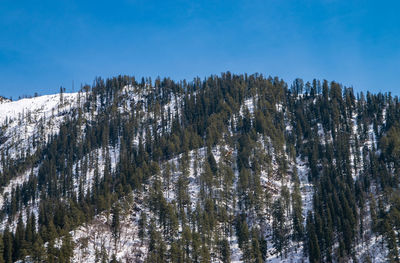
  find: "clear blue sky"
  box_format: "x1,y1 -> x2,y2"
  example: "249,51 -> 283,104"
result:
1,0 -> 400,99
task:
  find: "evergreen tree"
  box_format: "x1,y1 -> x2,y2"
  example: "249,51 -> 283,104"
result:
0,235 -> 5,263
3,227 -> 12,263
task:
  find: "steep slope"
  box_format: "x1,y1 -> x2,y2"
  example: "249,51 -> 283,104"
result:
0,74 -> 398,263
0,93 -> 80,165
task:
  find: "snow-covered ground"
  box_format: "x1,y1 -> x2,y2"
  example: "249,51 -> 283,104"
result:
0,93 -> 78,125
296,156 -> 313,224
1,88 -> 393,262
0,167 -> 38,208
0,92 -> 81,164
72,195 -> 147,263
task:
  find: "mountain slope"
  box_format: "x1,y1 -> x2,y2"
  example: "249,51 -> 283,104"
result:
0,74 -> 398,262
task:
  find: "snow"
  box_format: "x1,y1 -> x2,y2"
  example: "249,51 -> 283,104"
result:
355,232 -> 388,262
0,167 -> 37,209
0,92 -> 80,164
70,143 -> 244,263
0,92 -> 84,232
349,112 -> 359,180
240,97 -> 256,116
296,156 -> 313,224
72,195 -> 147,263
276,103 -> 283,112
354,198 -> 389,262
1,87 -> 394,262
72,146 -> 120,195
230,234 -> 244,263
0,92 -> 79,127
366,124 -> 377,150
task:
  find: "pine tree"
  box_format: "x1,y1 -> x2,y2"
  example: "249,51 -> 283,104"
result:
306,211 -> 320,263
272,198 -> 289,258
220,239 -> 230,263
60,233 -> 74,263
14,214 -> 26,260
3,227 -> 12,263
292,183 -> 304,242
31,236 -> 45,263
139,211 -> 147,244
110,254 -> 119,263
111,205 -> 121,245
0,234 -> 5,263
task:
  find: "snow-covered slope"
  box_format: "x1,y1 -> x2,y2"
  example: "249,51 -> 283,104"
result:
0,92 -> 80,162
0,76 -> 395,263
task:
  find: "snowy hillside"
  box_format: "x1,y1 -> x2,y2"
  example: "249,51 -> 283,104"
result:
0,74 -> 398,263
0,92 -> 80,163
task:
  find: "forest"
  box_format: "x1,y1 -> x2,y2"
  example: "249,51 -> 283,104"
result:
0,73 -> 399,262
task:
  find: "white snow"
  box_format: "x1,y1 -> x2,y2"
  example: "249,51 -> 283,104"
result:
240,97 -> 256,116
72,195 -> 147,263
0,92 -> 81,164
296,156 -> 313,223
1,87 -> 394,263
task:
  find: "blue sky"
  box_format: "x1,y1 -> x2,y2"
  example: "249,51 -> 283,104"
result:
1,0 -> 400,99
